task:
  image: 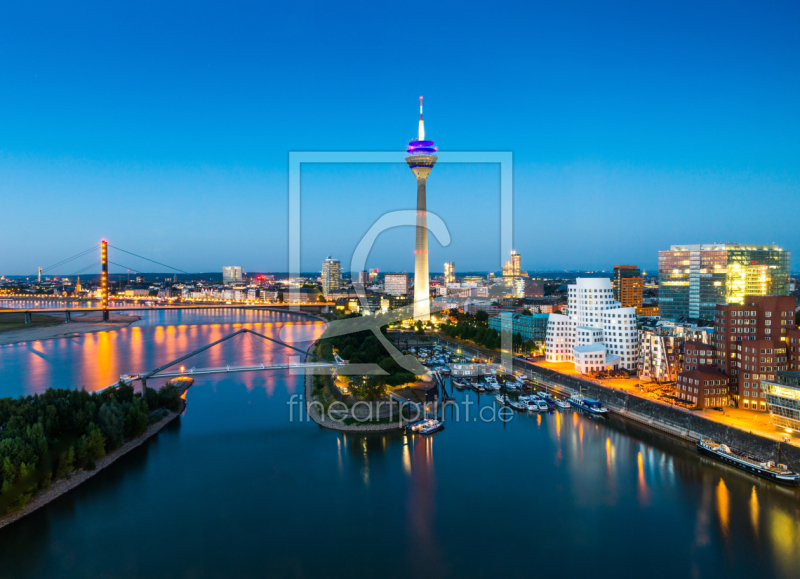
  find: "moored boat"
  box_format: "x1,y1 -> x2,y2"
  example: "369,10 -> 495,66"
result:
568,393 -> 609,416
554,398 -> 571,409
697,439 -> 800,486
508,400 -> 527,412
417,419 -> 444,435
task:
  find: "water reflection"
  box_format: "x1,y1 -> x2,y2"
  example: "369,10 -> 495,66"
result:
406,435 -> 442,575
555,410 -> 561,440
696,475 -> 713,547
0,309 -> 326,397
717,478 -> 730,540
402,436 -> 412,476
637,451 -> 650,506
750,486 -> 760,539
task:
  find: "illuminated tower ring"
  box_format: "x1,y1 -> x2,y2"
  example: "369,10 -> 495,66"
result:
406,96 -> 437,321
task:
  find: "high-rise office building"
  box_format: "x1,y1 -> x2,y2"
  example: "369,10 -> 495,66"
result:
444,262 -> 455,284
223,266 -> 243,285
384,273 -> 409,296
406,97 -> 436,321
613,265 -> 643,310
321,257 -> 341,298
356,270 -> 369,287
522,279 -> 544,298
369,269 -> 379,284
502,250 -> 522,278
658,244 -> 790,321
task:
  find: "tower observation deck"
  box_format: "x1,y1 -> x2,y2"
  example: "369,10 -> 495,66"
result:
406,96 -> 437,321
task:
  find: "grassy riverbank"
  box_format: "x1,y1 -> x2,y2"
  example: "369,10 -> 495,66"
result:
0,312 -> 62,334
0,312 -> 141,346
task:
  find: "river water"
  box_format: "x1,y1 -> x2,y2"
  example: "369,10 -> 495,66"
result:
0,309 -> 798,579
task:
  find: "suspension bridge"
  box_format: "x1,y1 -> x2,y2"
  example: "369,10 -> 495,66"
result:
2,240 -> 331,323
112,327 -> 343,389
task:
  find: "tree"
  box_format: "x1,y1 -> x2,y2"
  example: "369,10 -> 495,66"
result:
157,384 -> 182,412
84,424 -> 107,460
475,310 -> 489,323
0,382 -> 187,516
98,403 -> 125,450
124,397 -> 149,439
57,447 -> 75,478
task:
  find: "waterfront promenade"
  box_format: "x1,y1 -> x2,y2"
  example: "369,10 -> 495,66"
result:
415,331 -> 800,450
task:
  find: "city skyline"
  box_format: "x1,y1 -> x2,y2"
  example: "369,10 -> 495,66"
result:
1,3 -> 800,273
4,3 -> 800,576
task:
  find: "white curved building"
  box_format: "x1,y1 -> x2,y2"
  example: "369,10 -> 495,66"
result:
545,277 -> 638,373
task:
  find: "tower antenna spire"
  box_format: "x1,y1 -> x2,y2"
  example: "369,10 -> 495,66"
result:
418,96 -> 425,141
406,97 -> 437,321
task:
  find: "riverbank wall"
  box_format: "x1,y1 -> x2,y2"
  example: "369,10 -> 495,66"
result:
528,365 -> 800,468
0,401 -> 184,531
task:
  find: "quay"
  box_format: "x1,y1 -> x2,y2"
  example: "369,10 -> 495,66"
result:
419,334 -> 800,467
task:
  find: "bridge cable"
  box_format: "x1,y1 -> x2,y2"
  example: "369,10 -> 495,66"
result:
38,246 -> 97,275
141,329 -> 251,380
108,260 -> 140,274
244,328 -> 332,364
71,261 -> 102,276
245,328 -> 265,368
108,245 -> 189,274
139,329 -> 334,381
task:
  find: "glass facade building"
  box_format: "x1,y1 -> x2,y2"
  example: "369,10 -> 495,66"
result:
489,312 -> 549,342
658,244 -> 790,321
222,266 -> 243,285
321,257 -> 341,298
763,372 -> 800,432
444,262 -> 455,284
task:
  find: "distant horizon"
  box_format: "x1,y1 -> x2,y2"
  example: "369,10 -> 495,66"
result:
11,268 -> 800,281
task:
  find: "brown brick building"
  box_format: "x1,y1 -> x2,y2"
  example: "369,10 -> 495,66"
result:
613,265 -> 643,310
713,295 -> 796,411
736,338 -> 788,411
787,328 -> 800,371
676,367 -> 729,409
680,340 -> 719,372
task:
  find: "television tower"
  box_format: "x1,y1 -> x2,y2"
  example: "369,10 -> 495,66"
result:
406,96 -> 437,321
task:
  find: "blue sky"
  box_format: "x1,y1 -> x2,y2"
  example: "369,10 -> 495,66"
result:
1,1 -> 799,276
